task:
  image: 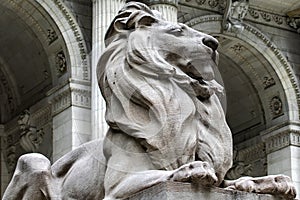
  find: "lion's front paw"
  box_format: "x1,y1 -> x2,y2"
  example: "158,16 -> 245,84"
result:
169,161 -> 218,186
224,175 -> 296,199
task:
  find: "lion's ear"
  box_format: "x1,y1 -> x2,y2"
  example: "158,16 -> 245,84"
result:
105,10 -> 157,46
126,11 -> 158,29
113,11 -> 156,32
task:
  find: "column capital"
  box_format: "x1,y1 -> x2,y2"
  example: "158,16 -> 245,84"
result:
261,122 -> 300,153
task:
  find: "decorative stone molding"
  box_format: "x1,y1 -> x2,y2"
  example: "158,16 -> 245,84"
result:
49,81 -> 91,116
263,130 -> 300,153
52,0 -> 89,80
71,88 -> 91,109
179,1 -> 292,30
49,86 -> 72,116
30,105 -> 52,128
261,123 -> 300,153
238,143 -> 266,163
246,7 -> 286,27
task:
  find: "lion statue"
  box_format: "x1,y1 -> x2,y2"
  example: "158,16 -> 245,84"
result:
3,2 -> 296,200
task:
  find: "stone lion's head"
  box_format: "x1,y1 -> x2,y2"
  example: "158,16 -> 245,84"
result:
97,2 -> 232,180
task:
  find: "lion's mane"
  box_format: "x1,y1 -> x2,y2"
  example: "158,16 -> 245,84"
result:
97,2 -> 232,183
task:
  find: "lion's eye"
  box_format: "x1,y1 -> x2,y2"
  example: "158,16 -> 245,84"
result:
167,28 -> 183,36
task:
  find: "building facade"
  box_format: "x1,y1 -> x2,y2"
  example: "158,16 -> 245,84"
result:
0,0 -> 300,198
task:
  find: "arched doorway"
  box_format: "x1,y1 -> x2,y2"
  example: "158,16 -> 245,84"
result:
0,0 -> 91,196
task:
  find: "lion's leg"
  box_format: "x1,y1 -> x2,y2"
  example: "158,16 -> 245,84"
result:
3,153 -> 58,200
103,132 -> 219,199
223,175 -> 296,199
170,161 -> 218,186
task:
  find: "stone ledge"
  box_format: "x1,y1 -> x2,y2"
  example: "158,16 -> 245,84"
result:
126,181 -> 286,200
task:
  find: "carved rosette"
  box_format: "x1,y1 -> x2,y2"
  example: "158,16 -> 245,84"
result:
55,50 -> 67,76
270,96 -> 283,118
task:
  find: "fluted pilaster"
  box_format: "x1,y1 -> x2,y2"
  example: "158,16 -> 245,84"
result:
91,0 -> 125,139
140,0 -> 179,22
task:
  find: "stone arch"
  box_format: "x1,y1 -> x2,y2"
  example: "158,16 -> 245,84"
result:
0,0 -> 90,82
0,0 -> 92,192
183,14 -> 300,178
0,0 -> 91,121
35,0 -> 91,81
185,15 -> 299,126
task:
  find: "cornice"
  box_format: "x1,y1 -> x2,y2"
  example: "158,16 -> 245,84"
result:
179,0 -> 295,32
49,82 -> 91,116
261,123 -> 300,153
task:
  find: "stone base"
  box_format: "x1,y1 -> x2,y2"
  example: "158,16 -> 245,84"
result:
126,181 -> 286,200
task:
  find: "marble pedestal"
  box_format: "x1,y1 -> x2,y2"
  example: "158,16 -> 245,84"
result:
126,181 -> 287,200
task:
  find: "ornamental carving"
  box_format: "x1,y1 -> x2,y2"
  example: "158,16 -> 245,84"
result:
53,0 -> 89,80
5,145 -> 16,173
248,8 -> 259,19
222,0 -> 249,33
230,43 -> 244,52
287,17 -> 300,33
47,29 -> 58,45
208,0 -> 218,8
270,96 -> 283,118
18,110 -> 44,152
55,50 -> 67,76
263,76 -> 275,89
195,0 -> 206,4
262,129 -> 300,154
226,147 -> 252,180
260,12 -> 271,22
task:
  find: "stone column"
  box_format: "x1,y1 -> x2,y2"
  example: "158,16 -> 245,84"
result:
91,0 -> 126,139
141,0 -> 178,22
261,123 -> 300,199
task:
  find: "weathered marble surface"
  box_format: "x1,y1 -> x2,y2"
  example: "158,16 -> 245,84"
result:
126,181 -> 285,200
2,2 -> 296,200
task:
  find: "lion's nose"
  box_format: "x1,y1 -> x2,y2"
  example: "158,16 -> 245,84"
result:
202,36 -> 219,51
